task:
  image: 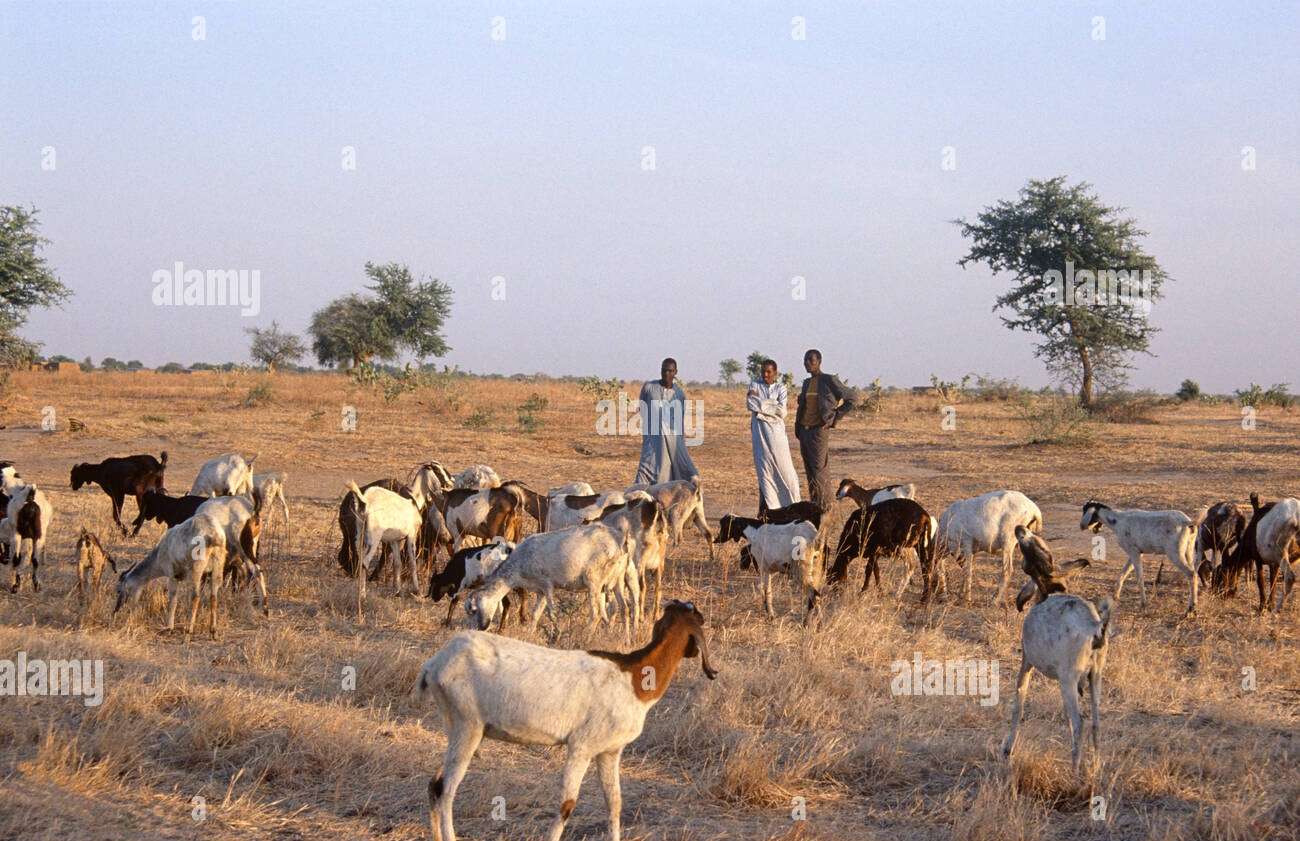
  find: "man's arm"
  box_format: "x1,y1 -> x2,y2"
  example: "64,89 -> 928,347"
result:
829,375 -> 855,425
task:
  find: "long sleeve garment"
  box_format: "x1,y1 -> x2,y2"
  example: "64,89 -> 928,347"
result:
747,380 -> 802,509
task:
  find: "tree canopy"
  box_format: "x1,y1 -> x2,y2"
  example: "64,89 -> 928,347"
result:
955,177 -> 1167,407
246,320 -> 306,372
0,206 -> 71,366
308,262 -> 453,368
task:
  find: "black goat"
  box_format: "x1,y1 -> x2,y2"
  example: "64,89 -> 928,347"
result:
130,489 -> 208,535
69,452 -> 168,535
827,498 -> 935,595
426,542 -> 518,627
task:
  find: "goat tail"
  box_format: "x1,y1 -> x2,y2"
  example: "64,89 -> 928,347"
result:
159,450 -> 169,466
346,481 -> 365,507
1093,596 -> 1115,649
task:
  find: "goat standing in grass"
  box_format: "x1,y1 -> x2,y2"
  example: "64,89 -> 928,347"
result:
416,600 -> 718,841
1003,594 -> 1115,773
114,513 -> 228,639
1080,500 -> 1199,616
346,481 -> 423,621
742,519 -> 831,624
69,451 -> 167,535
3,484 -> 53,594
936,490 -> 1043,605
75,527 -> 117,605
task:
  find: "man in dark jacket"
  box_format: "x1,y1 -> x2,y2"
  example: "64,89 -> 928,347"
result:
795,349 -> 855,510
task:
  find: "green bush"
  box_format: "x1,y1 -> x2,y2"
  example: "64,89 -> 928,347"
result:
462,409 -> 493,429
1015,395 -> 1096,446
517,393 -> 548,432
1234,382 -> 1293,408
242,381 -> 274,407
1175,379 -> 1201,402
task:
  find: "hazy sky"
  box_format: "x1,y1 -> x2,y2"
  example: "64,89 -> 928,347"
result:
3,1 -> 1297,391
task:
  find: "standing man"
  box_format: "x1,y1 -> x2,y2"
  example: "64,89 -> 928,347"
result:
634,357 -> 699,484
795,349 -> 855,510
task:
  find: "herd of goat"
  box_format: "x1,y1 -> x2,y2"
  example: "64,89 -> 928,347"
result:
1,449 -> 1297,841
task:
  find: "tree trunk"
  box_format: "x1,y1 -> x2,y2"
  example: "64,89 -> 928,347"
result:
1078,344 -> 1094,409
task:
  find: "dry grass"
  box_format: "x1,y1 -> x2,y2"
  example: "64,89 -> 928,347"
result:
1,370 -> 1297,840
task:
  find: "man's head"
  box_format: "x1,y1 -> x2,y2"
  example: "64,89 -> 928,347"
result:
761,359 -> 778,384
803,349 -> 822,375
660,357 -> 678,386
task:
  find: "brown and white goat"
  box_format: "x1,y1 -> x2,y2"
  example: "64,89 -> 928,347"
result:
1013,525 -> 1090,610
76,527 -> 117,604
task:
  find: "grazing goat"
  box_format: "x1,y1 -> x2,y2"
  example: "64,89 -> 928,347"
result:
599,497 -> 670,620
502,480 -> 549,531
337,478 -> 418,578
716,501 -> 823,571
416,600 -> 717,841
197,492 -> 268,615
453,464 -> 501,490
827,498 -> 935,598
75,527 -> 117,605
835,479 -> 917,508
189,452 -> 258,497
1223,495 -> 1300,612
625,478 -> 714,561
444,484 -> 527,550
1081,500 -> 1199,616
427,539 -> 518,626
742,519 -> 831,624
131,489 -> 208,535
1003,594 -> 1114,773
935,490 -> 1043,604
547,490 -> 650,532
114,513 -> 227,639
346,481 -> 423,621
252,471 -> 292,540
1195,501 -> 1248,583
464,522 -> 639,638
3,484 -> 53,593
410,461 -> 454,497
1013,525 -> 1090,610
69,451 -> 167,535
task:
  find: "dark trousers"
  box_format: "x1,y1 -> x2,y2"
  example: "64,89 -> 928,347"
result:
795,424 -> 831,511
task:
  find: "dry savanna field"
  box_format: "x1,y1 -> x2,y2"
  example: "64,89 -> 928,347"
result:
0,369 -> 1297,841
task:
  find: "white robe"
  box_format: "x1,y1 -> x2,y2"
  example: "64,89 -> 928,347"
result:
748,380 -> 801,509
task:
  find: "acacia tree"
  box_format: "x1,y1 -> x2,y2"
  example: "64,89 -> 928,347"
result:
308,262 -> 453,368
246,320 -> 306,373
0,206 -> 71,366
955,177 -> 1168,408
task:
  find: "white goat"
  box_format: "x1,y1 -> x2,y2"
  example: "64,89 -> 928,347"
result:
3,483 -> 53,594
742,519 -> 829,624
625,478 -> 713,561
1081,500 -> 1199,616
598,497 -> 669,621
547,490 -> 650,532
196,492 -> 268,615
1003,594 -> 1115,773
936,490 -> 1043,604
1255,497 -> 1300,611
548,481 -> 594,498
346,481 -> 423,620
453,464 -> 501,490
190,452 -> 258,497
251,471 -> 291,538
415,600 -> 717,841
114,513 -> 228,639
464,522 -> 638,638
